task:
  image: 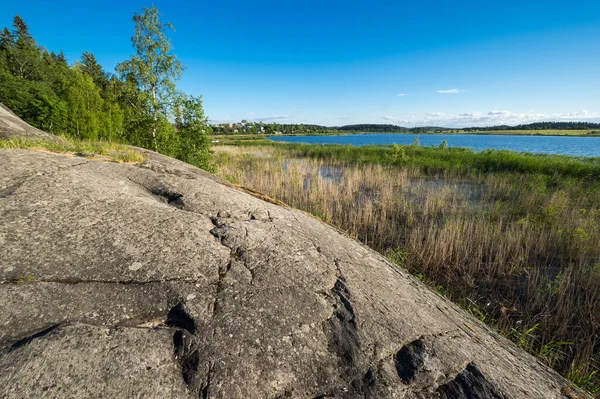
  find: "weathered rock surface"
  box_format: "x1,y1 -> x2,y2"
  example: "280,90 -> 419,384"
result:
0,108 -> 586,398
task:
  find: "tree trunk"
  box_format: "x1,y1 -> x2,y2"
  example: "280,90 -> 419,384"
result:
151,85 -> 158,152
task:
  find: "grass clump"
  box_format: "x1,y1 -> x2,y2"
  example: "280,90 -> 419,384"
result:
0,136 -> 145,164
281,142 -> 600,180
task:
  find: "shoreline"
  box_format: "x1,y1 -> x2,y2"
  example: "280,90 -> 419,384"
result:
213,130 -> 600,139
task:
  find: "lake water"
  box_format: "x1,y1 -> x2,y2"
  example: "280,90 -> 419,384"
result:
269,133 -> 600,157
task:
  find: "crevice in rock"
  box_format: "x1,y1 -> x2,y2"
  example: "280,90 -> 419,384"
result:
273,390 -> 293,399
126,176 -> 187,210
322,277 -> 361,370
334,258 -> 343,278
209,215 -> 272,273
173,330 -> 185,353
309,366 -> 377,399
168,303 -> 203,395
9,324 -> 60,351
1,320 -> 195,351
134,161 -> 198,180
0,179 -> 25,199
165,303 -> 196,334
232,248 -> 256,285
230,183 -> 289,207
173,330 -> 201,394
308,238 -> 323,255
209,217 -> 230,244
1,277 -> 205,286
210,260 -> 231,317
394,338 -> 427,384
436,362 -> 509,399
182,350 -> 200,387
435,304 -> 476,338
200,362 -> 214,399
149,187 -> 185,209
350,366 -> 377,397
209,216 -> 257,313
209,219 -> 234,316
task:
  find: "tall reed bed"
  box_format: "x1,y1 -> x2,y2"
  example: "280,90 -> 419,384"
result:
213,144 -> 600,394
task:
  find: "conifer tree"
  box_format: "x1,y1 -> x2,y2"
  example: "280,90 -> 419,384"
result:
81,50 -> 108,90
7,15 -> 42,80
0,28 -> 14,51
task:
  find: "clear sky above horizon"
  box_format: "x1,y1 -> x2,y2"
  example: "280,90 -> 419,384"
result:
2,1 -> 599,127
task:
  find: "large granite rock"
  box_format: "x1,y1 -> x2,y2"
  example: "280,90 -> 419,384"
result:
0,107 -> 586,398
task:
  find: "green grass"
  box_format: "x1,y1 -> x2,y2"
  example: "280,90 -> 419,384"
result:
215,137 -> 600,182
292,143 -> 600,179
0,136 -> 145,164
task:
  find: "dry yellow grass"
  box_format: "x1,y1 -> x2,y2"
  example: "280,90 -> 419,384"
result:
0,137 -> 145,164
214,145 -> 600,394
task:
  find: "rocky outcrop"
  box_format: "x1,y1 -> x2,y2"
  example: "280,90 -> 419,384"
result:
0,107 -> 587,398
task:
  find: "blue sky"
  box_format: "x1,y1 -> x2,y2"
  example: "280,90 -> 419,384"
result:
2,0 -> 600,127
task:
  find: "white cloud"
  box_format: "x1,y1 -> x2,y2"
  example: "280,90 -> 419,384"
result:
396,93 -> 408,97
437,89 -> 465,94
250,115 -> 289,122
381,110 -> 600,128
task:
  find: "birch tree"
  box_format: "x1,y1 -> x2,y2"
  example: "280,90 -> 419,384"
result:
116,6 -> 183,152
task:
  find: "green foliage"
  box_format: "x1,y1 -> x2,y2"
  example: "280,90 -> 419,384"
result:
390,143 -> 408,163
0,67 -> 69,133
67,68 -> 104,139
116,5 -> 183,153
0,10 -> 212,171
569,369 -> 600,393
506,324 -> 540,352
80,50 -> 108,90
387,247 -> 410,266
252,141 -> 600,182
539,340 -> 573,368
0,15 -> 120,138
173,94 -> 212,170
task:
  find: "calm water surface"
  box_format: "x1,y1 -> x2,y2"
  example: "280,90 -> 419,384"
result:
269,133 -> 600,157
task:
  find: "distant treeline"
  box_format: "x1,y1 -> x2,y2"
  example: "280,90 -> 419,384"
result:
463,122 -> 600,131
211,122 -> 332,135
213,121 -> 600,136
336,124 -> 409,132
211,122 -> 439,135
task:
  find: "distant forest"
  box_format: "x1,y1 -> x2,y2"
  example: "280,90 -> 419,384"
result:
336,124 -> 409,132
212,121 -> 600,135
463,122 -> 600,131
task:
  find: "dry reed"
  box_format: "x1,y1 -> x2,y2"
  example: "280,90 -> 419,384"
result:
214,145 -> 600,394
